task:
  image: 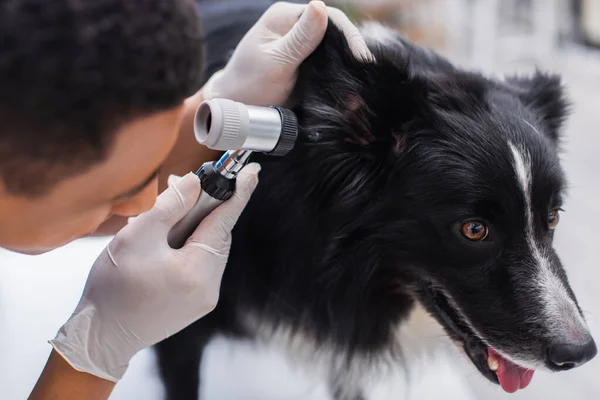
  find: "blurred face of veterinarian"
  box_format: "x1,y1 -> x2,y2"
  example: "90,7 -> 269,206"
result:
0,0 -> 204,255
0,107 -> 184,255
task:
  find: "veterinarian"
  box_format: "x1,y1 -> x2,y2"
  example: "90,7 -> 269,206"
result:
0,0 -> 371,398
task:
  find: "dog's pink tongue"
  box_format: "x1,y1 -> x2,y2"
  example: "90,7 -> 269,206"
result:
488,349 -> 535,393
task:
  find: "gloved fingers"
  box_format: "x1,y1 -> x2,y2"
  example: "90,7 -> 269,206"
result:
167,174 -> 183,188
141,172 -> 201,228
326,6 -> 374,62
260,1 -> 306,31
275,1 -> 328,65
184,163 -> 260,254
201,69 -> 224,101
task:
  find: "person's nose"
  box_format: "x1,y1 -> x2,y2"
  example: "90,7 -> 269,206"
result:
111,179 -> 158,217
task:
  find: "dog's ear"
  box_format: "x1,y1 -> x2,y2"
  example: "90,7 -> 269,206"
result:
291,21 -> 428,154
505,72 -> 569,144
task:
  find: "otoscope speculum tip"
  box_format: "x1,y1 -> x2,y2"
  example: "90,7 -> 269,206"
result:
194,98 -> 298,156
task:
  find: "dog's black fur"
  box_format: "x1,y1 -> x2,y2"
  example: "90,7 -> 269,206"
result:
155,23 -> 596,399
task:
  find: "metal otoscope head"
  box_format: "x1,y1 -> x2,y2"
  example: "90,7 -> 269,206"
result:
169,100 -> 297,250
194,98 -> 298,156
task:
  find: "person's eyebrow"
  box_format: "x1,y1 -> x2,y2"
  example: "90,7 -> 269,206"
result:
112,167 -> 162,201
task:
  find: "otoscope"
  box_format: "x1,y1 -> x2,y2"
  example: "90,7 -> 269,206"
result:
167,99 -> 298,249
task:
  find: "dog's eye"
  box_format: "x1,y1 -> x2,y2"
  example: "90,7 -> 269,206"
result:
461,221 -> 488,241
548,210 -> 560,229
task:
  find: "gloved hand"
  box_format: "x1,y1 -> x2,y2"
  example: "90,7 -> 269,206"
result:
202,0 -> 373,106
50,163 -> 261,382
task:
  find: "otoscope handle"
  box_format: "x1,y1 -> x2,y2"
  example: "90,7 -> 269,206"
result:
167,162 -> 235,249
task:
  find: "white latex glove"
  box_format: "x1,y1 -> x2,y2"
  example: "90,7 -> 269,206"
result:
50,163 -> 261,382
202,0 -> 373,106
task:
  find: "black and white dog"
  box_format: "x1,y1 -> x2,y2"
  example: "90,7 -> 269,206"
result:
155,22 -> 597,399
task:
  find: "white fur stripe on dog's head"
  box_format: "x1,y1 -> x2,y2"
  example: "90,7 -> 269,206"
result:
508,141 -> 588,342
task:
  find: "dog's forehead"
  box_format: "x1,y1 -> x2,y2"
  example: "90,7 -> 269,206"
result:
497,103 -> 566,197
505,136 -> 566,214
415,95 -> 565,207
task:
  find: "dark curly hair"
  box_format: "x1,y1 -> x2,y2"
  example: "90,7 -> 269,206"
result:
0,0 -> 204,195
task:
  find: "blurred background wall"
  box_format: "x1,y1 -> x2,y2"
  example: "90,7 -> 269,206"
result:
329,0 -> 600,71
1,1 -> 599,399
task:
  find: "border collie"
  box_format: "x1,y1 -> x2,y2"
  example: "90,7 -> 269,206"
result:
155,21 -> 597,399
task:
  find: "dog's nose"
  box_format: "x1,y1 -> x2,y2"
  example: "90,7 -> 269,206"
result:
547,338 -> 598,370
